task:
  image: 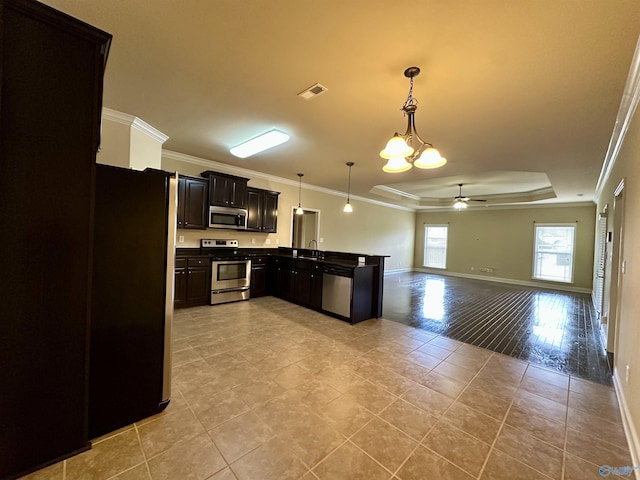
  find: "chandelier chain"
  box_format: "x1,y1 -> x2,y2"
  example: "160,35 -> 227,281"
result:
402,76 -> 418,112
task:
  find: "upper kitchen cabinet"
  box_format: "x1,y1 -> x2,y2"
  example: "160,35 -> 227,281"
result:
177,175 -> 208,230
201,171 -> 248,208
0,0 -> 111,477
246,187 -> 280,233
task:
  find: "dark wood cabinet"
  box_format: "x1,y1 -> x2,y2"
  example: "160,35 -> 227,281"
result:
177,176 -> 208,230
250,256 -> 269,297
247,187 -> 280,233
201,171 -> 248,208
271,258 -> 323,309
272,257 -> 294,300
310,265 -> 323,310
175,256 -> 210,307
0,0 -> 111,477
293,260 -> 312,305
174,259 -> 188,307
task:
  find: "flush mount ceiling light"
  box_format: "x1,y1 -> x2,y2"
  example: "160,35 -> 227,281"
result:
343,162 -> 354,213
295,173 -> 304,215
230,129 -> 290,158
380,67 -> 447,173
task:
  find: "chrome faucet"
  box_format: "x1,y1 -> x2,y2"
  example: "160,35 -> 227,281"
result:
308,239 -> 318,250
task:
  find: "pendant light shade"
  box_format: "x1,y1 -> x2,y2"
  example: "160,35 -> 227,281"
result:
379,135 -> 414,159
295,173 -> 304,215
380,67 -> 446,172
413,147 -> 447,169
382,156 -> 412,173
343,162 -> 354,213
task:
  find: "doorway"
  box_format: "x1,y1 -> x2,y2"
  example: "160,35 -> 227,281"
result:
606,179 -> 625,367
291,208 -> 320,249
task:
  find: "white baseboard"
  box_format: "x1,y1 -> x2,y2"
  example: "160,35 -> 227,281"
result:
613,368 -> 640,479
409,268 -> 592,294
384,267 -> 414,275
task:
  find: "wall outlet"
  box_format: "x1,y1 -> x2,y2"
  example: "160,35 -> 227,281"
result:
275,238 -> 280,245
265,239 -> 271,245
319,238 -> 324,243
626,365 -> 630,383
178,235 -> 184,243
479,267 -> 494,273
251,238 -> 256,244
470,266 -> 475,271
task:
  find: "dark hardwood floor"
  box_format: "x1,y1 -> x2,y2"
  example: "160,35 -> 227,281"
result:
383,272 -> 612,385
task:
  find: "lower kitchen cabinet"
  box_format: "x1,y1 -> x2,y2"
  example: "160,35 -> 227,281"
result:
250,256 -> 269,298
272,257 -> 323,310
310,267 -> 323,309
175,256 -> 210,307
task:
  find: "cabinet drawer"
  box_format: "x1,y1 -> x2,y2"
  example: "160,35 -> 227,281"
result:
251,256 -> 268,265
175,258 -> 187,268
188,257 -> 209,267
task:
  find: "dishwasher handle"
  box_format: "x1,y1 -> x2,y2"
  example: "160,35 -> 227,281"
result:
323,265 -> 353,277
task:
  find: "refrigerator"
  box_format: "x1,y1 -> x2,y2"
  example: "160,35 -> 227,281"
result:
89,163 -> 177,439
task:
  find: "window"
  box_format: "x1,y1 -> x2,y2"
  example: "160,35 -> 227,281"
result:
424,225 -> 448,269
533,224 -> 576,283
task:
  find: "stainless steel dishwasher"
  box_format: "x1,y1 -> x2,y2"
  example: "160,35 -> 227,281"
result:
322,265 -> 353,318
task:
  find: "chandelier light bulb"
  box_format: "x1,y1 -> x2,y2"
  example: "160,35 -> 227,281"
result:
343,202 -> 353,213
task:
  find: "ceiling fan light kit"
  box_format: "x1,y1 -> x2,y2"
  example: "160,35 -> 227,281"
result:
453,183 -> 487,209
380,67 -> 446,173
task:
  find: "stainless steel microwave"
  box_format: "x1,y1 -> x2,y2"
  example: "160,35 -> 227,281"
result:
209,206 -> 247,229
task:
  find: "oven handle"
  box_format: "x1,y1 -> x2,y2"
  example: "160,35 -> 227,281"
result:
212,286 -> 250,294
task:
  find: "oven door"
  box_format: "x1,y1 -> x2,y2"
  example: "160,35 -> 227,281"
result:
211,259 -> 251,291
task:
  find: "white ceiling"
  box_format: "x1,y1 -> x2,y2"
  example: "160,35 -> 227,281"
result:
42,0 -> 640,209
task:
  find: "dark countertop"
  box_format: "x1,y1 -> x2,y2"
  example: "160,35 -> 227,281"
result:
175,247 -> 386,269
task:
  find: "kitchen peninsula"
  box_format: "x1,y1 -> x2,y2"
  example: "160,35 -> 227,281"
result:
175,246 -> 387,324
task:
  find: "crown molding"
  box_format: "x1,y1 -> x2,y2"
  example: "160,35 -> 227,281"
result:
596,35 -> 640,198
161,149 -> 415,212
415,201 -> 595,212
102,107 -> 169,144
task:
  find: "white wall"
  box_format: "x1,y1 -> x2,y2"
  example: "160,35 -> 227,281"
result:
596,99 -> 640,466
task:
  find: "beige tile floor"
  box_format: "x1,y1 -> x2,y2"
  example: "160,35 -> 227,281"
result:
23,297 -> 633,480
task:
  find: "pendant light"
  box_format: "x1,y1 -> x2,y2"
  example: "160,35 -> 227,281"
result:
295,173 -> 304,215
380,66 -> 446,172
343,162 -> 354,213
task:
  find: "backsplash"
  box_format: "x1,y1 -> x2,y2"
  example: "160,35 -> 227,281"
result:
175,228 -> 284,249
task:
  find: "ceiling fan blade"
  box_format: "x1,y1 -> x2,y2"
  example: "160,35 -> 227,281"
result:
469,199 -> 487,202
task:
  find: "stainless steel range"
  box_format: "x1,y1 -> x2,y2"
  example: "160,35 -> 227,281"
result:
201,239 -> 251,305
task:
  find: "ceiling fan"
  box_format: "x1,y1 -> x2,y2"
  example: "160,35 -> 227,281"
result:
453,184 -> 487,209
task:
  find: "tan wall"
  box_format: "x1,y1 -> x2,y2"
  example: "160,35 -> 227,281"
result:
97,120 -> 130,168
161,153 -> 415,270
596,107 -> 640,455
414,205 -> 596,291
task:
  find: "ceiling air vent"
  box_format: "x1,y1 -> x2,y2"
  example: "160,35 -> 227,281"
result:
297,83 -> 328,100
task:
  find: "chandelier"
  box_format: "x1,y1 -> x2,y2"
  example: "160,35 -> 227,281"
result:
380,67 -> 447,173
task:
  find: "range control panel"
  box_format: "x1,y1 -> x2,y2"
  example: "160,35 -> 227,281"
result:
201,239 -> 239,248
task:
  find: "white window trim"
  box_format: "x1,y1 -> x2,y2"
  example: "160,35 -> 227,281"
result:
532,222 -> 576,284
424,224 -> 448,270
